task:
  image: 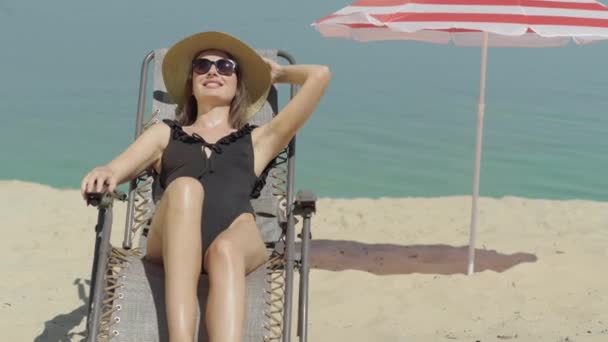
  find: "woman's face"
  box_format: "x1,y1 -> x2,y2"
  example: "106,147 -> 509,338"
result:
191,50 -> 238,106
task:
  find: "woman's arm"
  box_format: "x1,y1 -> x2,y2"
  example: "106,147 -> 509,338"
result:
80,122 -> 170,197
252,61 -> 331,175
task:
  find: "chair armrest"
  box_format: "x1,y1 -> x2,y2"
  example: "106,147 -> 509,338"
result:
86,189 -> 128,208
293,190 -> 317,216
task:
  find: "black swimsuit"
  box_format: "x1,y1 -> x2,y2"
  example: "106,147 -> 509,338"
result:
157,119 -> 271,253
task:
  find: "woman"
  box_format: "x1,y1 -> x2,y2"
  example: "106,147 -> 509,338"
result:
80,31 -> 330,342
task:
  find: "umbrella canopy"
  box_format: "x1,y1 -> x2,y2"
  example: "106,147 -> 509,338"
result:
314,0 -> 608,46
312,0 -> 608,275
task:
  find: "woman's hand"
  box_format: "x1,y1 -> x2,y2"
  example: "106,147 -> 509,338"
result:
80,165 -> 118,199
263,57 -> 284,84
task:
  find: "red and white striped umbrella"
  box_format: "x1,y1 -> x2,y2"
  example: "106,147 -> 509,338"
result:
314,0 -> 608,46
313,0 -> 608,275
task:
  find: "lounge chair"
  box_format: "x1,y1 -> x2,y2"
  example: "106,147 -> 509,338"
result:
83,47 -> 316,342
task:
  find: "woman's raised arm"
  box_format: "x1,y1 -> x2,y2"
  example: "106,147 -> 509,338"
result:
252,61 -> 331,175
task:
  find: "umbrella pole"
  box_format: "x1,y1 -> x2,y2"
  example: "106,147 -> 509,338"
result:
468,32 -> 489,276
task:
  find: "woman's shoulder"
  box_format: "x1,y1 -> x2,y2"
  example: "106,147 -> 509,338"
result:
138,120 -> 172,149
148,119 -> 174,134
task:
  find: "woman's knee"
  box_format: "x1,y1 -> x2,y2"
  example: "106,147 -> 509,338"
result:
163,177 -> 205,209
204,238 -> 240,271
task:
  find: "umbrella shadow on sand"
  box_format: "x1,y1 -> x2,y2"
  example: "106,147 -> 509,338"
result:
303,240 -> 537,275
35,278 -> 89,342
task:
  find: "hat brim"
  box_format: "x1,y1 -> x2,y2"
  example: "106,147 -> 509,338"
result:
162,31 -> 271,121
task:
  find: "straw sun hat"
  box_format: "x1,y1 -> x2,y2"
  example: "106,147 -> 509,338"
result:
162,31 -> 271,121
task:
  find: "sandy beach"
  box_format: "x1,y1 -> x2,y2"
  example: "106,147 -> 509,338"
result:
1,180 -> 607,341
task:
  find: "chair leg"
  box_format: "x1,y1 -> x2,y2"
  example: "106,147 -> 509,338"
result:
297,214 -> 312,342
293,190 -> 316,342
86,207 -> 115,342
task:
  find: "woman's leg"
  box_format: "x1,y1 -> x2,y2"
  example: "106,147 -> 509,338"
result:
145,177 -> 205,342
203,213 -> 269,342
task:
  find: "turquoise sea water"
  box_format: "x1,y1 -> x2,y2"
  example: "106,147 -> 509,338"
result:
1,0 -> 607,200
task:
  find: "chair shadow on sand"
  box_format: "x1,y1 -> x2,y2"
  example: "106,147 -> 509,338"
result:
301,240 -> 538,275
35,278 -> 89,342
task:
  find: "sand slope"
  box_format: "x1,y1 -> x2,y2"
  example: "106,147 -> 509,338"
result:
1,180 -> 606,341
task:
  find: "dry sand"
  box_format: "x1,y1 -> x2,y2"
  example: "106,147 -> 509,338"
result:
1,180 -> 607,341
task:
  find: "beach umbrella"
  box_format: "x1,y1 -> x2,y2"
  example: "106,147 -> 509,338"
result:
312,0 -> 608,275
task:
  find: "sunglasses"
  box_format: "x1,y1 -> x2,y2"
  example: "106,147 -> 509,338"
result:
192,58 -> 237,76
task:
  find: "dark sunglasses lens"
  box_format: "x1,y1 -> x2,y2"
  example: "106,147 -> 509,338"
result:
192,59 -> 212,74
216,59 -> 235,75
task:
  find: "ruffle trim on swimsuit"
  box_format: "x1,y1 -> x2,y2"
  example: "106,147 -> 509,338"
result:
250,158 -> 276,199
162,119 -> 257,154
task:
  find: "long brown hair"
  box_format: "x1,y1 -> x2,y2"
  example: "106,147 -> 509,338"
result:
174,52 -> 251,128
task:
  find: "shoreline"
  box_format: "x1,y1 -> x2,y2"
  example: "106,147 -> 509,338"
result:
2,179 -> 606,203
